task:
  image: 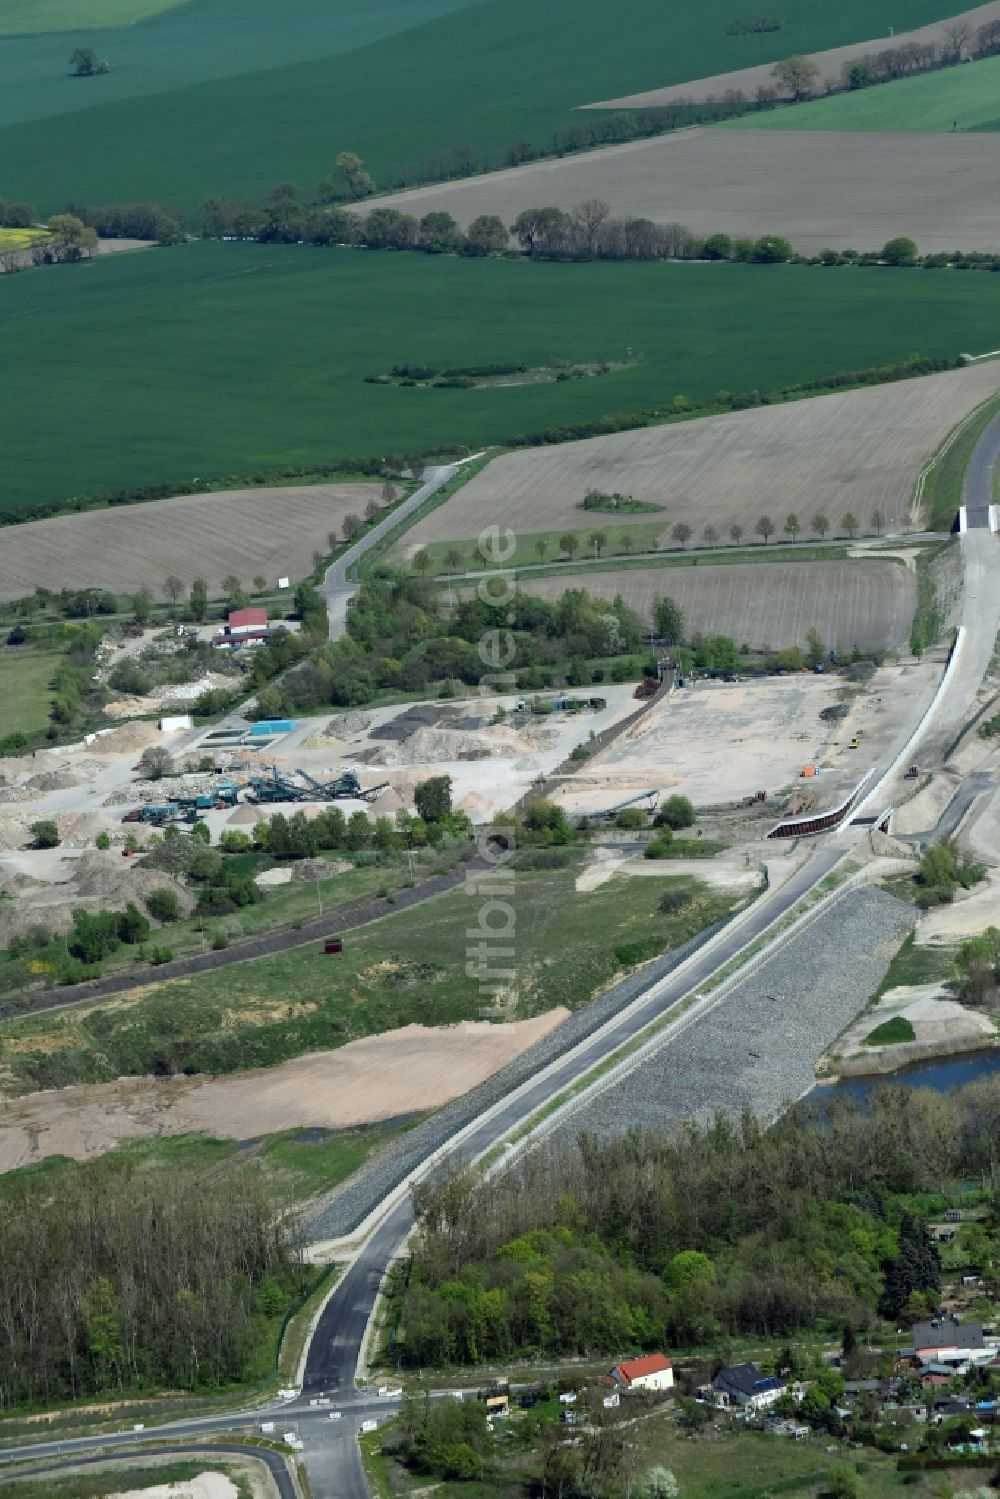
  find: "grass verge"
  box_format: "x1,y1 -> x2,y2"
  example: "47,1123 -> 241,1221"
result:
916,390 -> 1000,531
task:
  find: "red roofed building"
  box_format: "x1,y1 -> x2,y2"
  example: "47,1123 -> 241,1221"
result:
610,1353 -> 674,1392
225,607 -> 268,635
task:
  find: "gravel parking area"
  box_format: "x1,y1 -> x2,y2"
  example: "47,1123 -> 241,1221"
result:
549,885 -> 915,1142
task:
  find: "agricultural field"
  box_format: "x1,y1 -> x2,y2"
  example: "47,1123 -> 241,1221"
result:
402,363 -> 1000,553
8,243 -> 1000,513
362,124 -> 1000,253
499,558 -> 916,652
585,0 -> 1000,107
0,643 -> 61,736
0,228 -> 50,253
724,49 -> 1000,131
0,0 -> 977,214
0,482 -> 383,601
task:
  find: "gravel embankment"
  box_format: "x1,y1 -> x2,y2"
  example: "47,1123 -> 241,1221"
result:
549,885 -> 915,1142
304,909 -> 744,1239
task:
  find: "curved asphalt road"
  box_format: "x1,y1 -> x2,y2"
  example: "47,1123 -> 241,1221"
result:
0,1443 -> 298,1499
3,433 -> 999,1498
320,463 -> 465,640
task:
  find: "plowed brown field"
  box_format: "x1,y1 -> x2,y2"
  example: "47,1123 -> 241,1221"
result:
495,558 -> 915,652
0,483 -> 382,601
360,127 -> 1000,254
405,364 -> 1000,549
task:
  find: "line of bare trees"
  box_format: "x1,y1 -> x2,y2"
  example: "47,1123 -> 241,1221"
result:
0,1163 -> 303,1410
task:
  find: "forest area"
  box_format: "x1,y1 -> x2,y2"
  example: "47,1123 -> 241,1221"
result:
0,1160 -> 304,1411
397,1082 -> 1000,1366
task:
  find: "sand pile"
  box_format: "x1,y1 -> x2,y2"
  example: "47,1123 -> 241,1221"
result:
159,673 -> 231,703
92,720 -> 162,754
0,816 -> 27,851
0,850 -> 194,943
227,803 -> 261,825
368,725 -> 520,767
292,857 -> 351,881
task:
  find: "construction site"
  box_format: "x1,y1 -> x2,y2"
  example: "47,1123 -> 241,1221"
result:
0,652 -> 947,956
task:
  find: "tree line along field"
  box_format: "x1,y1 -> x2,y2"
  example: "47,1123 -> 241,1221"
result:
723,49 -> 1000,131
362,125 -> 1000,255
0,0 -> 977,215
401,363 -> 1000,555
8,243 -> 1000,514
490,559 -> 916,652
0,483 -> 382,602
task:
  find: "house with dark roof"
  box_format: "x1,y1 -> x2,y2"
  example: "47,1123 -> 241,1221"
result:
609,1353 -> 673,1392
713,1363 -> 786,1410
912,1320 -> 990,1370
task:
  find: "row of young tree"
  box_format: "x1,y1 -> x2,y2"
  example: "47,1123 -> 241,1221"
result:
399,1081 -> 1000,1367
0,1162 -> 303,1410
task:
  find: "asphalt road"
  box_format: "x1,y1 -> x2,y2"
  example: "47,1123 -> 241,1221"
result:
320,464 -> 460,640
3,438 -> 998,1496
0,1442 -> 299,1499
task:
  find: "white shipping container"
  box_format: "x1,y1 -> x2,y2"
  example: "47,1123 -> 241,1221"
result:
158,714 -> 193,733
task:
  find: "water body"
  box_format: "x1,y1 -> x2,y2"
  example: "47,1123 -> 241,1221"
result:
810,1048 -> 1000,1106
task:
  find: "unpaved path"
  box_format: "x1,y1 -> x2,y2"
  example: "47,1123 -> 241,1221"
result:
0,1013 -> 569,1171
583,0 -> 1000,109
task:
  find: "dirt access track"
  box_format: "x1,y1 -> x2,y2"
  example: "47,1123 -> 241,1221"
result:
361,127 -> 1000,255
0,482 -> 382,602
406,364 -> 1000,548
0,1013 -> 568,1172
585,0 -> 1000,108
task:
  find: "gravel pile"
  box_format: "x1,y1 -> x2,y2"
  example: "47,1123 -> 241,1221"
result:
304,912 -> 740,1239
550,885 -> 915,1143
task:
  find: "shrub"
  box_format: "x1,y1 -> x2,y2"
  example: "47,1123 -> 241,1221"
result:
29,820 -> 60,849
615,807 -> 648,829
864,1016 -> 916,1046
210,930 -> 230,950
149,946 -> 173,965
95,831 -> 111,851
219,830 -> 252,853
659,887 -> 693,914
644,834 -> 675,859
146,887 -> 181,923
656,796 -> 695,829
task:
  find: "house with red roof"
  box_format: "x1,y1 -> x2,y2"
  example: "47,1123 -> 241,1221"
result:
610,1353 -> 673,1392
224,607 -> 268,636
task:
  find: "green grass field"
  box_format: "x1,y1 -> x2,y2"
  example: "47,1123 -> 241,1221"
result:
0,0 -> 188,34
7,241 -> 1000,514
0,863 -> 737,1093
724,52 -> 1000,132
0,0 -> 976,214
0,644 -> 60,734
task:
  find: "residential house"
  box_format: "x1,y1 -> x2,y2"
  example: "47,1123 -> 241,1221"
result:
911,1320 -> 991,1371
713,1363 -> 786,1410
610,1353 -> 674,1392
224,607 -> 268,636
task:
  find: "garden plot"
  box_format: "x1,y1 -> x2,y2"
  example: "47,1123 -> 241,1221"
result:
0,482 -> 382,602
361,126 -> 1000,254
405,364 -> 1000,552
507,559 -> 914,653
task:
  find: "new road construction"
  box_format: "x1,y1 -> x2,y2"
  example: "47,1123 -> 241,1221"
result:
4,418 -> 998,1498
